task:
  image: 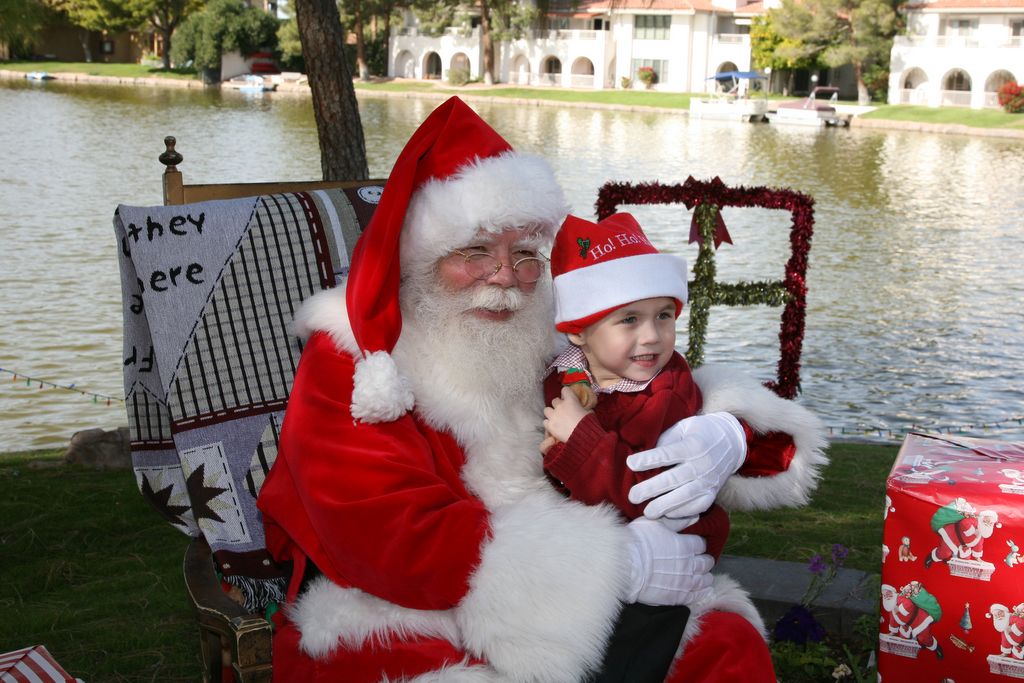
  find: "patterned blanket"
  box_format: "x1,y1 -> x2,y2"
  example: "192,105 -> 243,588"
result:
114,185 -> 381,609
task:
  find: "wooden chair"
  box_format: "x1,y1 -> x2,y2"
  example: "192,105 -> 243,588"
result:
127,137 -> 385,682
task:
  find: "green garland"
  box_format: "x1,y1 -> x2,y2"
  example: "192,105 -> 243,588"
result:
595,176 -> 814,399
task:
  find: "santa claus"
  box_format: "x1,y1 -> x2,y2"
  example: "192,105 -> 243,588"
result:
882,581 -> 944,659
257,96 -> 828,682
925,497 -> 999,567
989,603 -> 1024,659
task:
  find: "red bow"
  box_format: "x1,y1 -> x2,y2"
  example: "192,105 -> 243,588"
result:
683,176 -> 733,249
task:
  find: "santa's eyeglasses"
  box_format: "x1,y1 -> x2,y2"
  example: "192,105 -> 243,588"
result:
451,250 -> 548,284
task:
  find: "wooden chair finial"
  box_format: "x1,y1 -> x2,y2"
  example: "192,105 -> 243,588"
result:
160,136 -> 183,172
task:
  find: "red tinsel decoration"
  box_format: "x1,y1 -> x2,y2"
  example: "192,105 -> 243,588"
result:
595,176 -> 814,399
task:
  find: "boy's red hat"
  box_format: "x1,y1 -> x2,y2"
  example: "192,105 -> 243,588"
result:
551,213 -> 687,334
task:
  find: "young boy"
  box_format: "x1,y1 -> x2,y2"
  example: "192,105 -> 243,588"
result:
541,212 -> 735,682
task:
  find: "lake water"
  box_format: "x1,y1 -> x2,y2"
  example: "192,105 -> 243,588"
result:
1,79 -> 1023,451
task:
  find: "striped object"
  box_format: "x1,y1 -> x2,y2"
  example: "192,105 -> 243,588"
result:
0,646 -> 80,683
114,186 -> 379,611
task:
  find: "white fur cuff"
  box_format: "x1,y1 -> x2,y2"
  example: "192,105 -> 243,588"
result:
351,351 -> 415,423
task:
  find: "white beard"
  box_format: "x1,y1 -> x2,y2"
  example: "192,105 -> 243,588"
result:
392,273 -> 561,507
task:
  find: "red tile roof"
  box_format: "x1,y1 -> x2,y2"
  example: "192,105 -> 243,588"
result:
905,0 -> 1024,8
579,0 -> 767,11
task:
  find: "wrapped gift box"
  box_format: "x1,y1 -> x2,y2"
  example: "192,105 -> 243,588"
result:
879,433 -> 1024,682
0,646 -> 79,683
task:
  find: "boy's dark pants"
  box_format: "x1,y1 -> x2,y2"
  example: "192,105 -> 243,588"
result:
590,603 -> 691,683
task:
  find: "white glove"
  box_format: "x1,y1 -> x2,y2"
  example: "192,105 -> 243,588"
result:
626,412 -> 747,529
624,518 -> 715,606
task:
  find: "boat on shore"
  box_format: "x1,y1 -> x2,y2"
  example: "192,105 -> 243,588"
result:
25,71 -> 56,81
689,71 -> 769,122
223,74 -> 277,93
766,87 -> 849,127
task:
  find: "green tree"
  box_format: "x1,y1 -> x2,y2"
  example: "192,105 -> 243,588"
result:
750,14 -> 820,95
171,0 -> 279,72
276,6 -> 303,69
0,0 -> 53,58
338,0 -> 399,80
50,0 -> 143,61
770,0 -> 898,104
410,0 -> 456,37
126,0 -> 202,69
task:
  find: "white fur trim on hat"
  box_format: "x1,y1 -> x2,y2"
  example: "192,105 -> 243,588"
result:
351,351 -> 415,424
401,151 -> 568,272
693,364 -> 829,511
291,286 -> 415,424
553,252 -> 688,327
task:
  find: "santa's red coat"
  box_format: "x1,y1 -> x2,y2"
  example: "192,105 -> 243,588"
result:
257,287 -> 829,682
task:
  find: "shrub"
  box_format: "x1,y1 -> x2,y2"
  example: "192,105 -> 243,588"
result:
637,66 -> 657,88
998,81 -> 1024,113
447,66 -> 470,86
171,0 -> 280,71
620,76 -> 633,89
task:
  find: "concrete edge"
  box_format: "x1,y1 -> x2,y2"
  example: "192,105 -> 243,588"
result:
5,68 -> 1022,139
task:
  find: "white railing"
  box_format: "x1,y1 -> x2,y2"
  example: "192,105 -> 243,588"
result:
536,73 -> 560,86
940,89 -> 972,107
891,34 -> 1020,48
713,33 -> 748,44
898,88 -> 929,105
443,26 -> 477,38
569,74 -> 594,88
983,91 -> 1002,109
508,71 -> 530,85
557,29 -> 598,40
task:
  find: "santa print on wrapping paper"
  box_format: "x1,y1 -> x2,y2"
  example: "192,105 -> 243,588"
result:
880,580 -> 945,659
924,497 -> 1000,581
999,468 -> 1024,495
986,602 -> 1024,677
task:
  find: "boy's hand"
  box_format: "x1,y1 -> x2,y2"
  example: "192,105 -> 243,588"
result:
539,434 -> 559,455
543,386 -> 592,443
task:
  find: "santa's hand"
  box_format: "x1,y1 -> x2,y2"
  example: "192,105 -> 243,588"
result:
627,412 -> 746,527
624,518 -> 714,606
542,387 -> 592,443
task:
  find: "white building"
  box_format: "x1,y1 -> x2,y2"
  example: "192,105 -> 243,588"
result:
389,0 -> 773,94
888,0 -> 1024,108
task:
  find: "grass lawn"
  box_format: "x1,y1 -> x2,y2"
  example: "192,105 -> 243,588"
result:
862,103 -> 1024,130
1,441 -> 893,680
1,449 -> 197,681
356,80 -> 694,109
2,60 -> 198,80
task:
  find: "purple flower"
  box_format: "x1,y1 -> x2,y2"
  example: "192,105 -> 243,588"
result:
808,554 -> 827,575
831,544 -> 849,566
773,604 -> 827,644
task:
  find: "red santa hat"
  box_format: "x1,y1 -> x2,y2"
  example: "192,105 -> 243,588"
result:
551,213 -> 688,334
344,96 -> 568,423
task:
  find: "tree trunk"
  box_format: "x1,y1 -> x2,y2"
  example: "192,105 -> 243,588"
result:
354,0 -> 368,81
161,24 -> 173,69
480,0 -> 494,84
295,0 -> 369,181
80,30 -> 92,62
853,60 -> 870,105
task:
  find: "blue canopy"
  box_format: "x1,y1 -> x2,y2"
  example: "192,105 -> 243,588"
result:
709,71 -> 766,80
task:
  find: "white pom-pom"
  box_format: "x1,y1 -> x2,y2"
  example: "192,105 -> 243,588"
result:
350,351 -> 414,423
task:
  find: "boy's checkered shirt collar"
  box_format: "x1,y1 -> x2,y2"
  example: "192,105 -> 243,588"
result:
546,345 -> 659,394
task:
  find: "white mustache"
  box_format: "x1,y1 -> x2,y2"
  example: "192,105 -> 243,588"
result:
468,286 -> 525,312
